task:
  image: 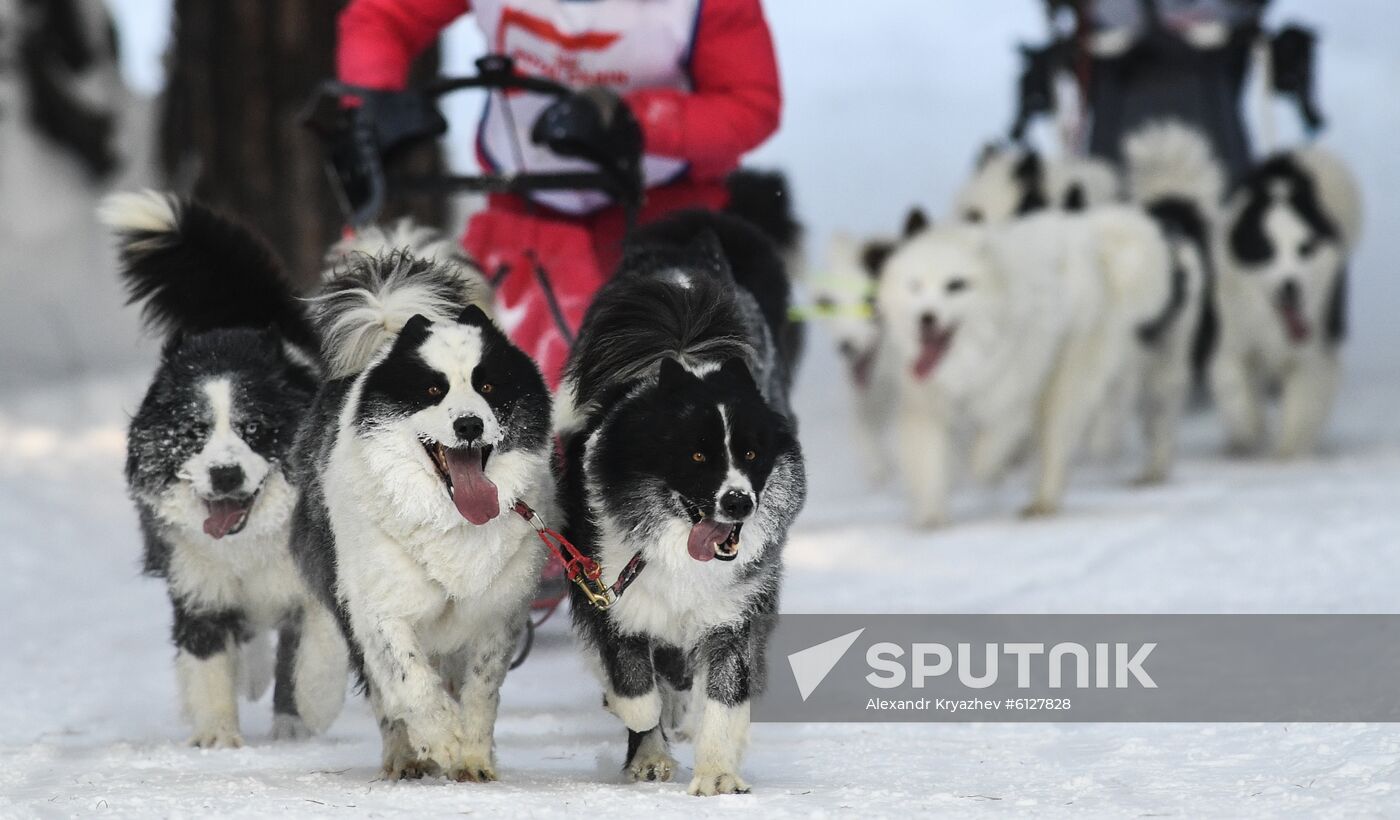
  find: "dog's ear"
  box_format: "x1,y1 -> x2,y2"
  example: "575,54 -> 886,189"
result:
860,240 -> 897,279
656,357 -> 692,393
392,313 -> 434,351
457,303 -> 491,328
976,142 -> 1000,170
160,329 -> 186,359
903,208 -> 931,238
717,356 -> 760,391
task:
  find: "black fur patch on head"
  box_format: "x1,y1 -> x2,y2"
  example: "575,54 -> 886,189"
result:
595,359 -> 795,523
1228,154 -> 1338,266
126,328 -> 314,508
458,305 -> 551,453
1012,150 -> 1049,215
355,314 -> 447,429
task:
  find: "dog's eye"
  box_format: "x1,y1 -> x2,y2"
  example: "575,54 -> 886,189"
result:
243,421 -> 260,436
480,383 -> 493,395
1298,239 -> 1318,258
692,451 -> 706,463
426,385 -> 443,398
946,278 -> 968,293
744,450 -> 757,461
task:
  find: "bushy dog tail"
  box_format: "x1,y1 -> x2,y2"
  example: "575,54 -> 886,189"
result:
725,168 -> 803,260
100,190 -> 314,350
1123,122 -> 1224,347
311,221 -> 493,379
1123,120 -> 1224,232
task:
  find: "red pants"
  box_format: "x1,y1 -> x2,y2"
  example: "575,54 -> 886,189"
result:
463,181 -> 728,388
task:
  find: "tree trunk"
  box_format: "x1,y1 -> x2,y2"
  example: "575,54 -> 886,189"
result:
159,1 -> 446,288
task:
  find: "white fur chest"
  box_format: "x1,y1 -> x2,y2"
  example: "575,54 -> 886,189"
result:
597,518 -> 765,650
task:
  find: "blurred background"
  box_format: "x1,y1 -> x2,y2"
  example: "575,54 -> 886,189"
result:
2,0 -> 1395,386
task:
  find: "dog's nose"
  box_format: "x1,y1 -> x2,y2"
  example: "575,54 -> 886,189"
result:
453,415 -> 485,443
719,489 -> 755,520
920,312 -> 938,331
209,464 -> 245,495
1278,279 -> 1301,310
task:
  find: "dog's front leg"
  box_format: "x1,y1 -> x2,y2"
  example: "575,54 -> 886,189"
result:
970,414 -> 1031,485
599,631 -> 674,781
171,598 -> 244,749
1027,327 -> 1121,517
451,613 -> 525,782
1138,345 -> 1191,484
897,397 -> 951,527
688,624 -> 753,796
1210,350 -> 1266,454
1276,351 -> 1339,458
355,615 -> 465,779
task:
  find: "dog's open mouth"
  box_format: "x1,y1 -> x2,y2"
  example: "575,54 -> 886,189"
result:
912,322 -> 956,380
687,517 -> 743,562
203,495 -> 255,539
1277,305 -> 1312,343
422,438 -> 499,525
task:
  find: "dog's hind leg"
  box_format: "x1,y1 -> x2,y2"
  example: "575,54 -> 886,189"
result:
1138,343 -> 1192,484
284,602 -> 349,737
172,598 -> 245,749
688,624 -> 753,797
451,612 -> 526,783
1276,352 -> 1339,458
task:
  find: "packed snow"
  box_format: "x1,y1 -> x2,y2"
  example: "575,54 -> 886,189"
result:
4,1 -> 1400,817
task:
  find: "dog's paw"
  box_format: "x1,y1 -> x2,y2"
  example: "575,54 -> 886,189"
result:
448,748 -> 498,783
687,769 -> 750,796
271,714 -> 312,742
189,726 -> 243,749
1020,500 -> 1059,519
626,751 -> 678,783
381,755 -> 433,780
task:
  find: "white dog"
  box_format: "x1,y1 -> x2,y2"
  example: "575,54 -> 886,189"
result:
1211,147 -> 1362,457
878,208 -> 1171,525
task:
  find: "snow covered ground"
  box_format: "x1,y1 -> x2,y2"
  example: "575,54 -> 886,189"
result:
4,1 -> 1400,817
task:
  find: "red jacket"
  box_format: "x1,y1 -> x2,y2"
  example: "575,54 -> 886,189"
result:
337,0 -> 782,385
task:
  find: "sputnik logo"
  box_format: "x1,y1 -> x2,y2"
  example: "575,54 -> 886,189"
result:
787,628 -> 864,701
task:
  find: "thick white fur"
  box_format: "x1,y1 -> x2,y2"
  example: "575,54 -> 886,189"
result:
815,233 -> 895,485
878,210 -> 1169,525
1123,121 -> 1226,219
313,226 -> 494,380
952,146 -> 1121,224
324,322 -> 549,780
1211,146 -> 1361,457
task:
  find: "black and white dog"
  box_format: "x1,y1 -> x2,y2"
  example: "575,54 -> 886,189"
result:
289,231 -> 551,781
106,191 -> 348,748
1212,147 -> 1362,456
557,211 -> 806,796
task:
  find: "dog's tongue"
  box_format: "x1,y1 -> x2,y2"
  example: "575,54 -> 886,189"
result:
445,446 -> 499,525
912,327 -> 950,380
203,499 -> 249,539
687,518 -> 735,562
1280,307 -> 1311,342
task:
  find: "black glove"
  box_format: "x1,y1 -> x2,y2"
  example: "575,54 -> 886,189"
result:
531,87 -> 644,207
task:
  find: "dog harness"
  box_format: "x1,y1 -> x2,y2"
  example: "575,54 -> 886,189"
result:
512,500 -> 645,610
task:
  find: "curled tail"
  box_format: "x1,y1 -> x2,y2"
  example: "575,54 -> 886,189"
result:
1123,122 -> 1224,349
100,190 -> 314,350
311,222 -> 493,379
725,168 -> 803,259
